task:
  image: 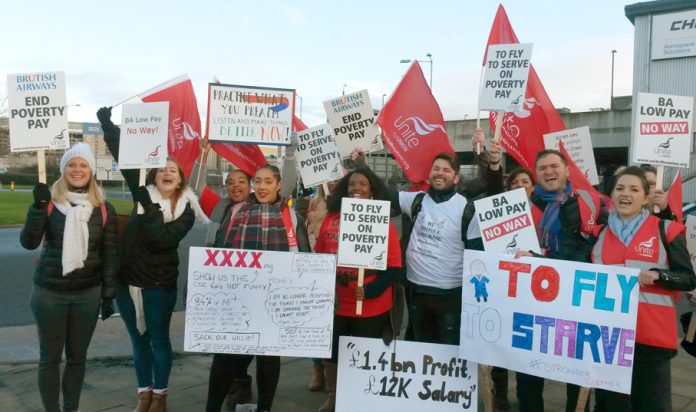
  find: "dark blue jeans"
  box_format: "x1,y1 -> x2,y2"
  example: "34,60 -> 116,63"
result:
116,285 -> 177,390
31,286 -> 101,412
409,289 -> 462,345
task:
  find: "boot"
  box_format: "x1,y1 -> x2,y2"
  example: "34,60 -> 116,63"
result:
308,364 -> 326,392
225,376 -> 253,411
318,362 -> 337,412
133,390 -> 152,412
491,367 -> 510,411
147,392 -> 167,412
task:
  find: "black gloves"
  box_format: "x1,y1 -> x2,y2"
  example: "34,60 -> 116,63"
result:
33,183 -> 51,207
134,186 -> 153,208
97,107 -> 115,130
101,298 -> 115,321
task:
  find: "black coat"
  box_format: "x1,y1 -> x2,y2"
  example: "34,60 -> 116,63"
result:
20,201 -> 119,298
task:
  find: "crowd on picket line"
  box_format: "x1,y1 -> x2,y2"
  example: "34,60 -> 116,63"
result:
17,105 -> 696,412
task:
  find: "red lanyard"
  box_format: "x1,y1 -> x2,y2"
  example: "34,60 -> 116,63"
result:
223,205 -> 242,244
282,207 -> 298,249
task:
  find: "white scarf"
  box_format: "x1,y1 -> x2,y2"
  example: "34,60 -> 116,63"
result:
130,184 -> 210,334
53,192 -> 94,276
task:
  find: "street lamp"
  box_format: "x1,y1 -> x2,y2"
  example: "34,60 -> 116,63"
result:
381,93 -> 387,107
400,52 -> 433,90
610,50 -> 617,110
296,95 -> 303,119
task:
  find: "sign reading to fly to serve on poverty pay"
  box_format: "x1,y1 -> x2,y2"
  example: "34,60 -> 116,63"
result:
324,89 -> 383,158
7,71 -> 69,152
118,102 -> 169,169
207,83 -> 295,146
544,126 -> 599,185
474,188 -> 540,255
480,43 -> 533,112
295,123 -> 344,188
337,198 -> 390,271
633,92 -> 693,168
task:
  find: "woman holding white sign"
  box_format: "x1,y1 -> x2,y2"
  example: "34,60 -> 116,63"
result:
591,166 -> 695,412
314,167 -> 402,412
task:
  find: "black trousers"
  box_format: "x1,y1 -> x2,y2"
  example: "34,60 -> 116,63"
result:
330,312 -> 390,363
516,372 -> 588,412
410,289 -> 462,345
206,354 -> 280,411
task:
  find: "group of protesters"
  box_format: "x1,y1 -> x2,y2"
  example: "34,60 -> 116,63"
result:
19,105 -> 696,412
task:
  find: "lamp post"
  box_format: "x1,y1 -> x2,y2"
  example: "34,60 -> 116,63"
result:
381,93 -> 387,107
400,52 -> 433,90
610,50 -> 616,110
296,95 -> 303,119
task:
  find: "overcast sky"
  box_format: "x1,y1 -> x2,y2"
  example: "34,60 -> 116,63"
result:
1,0 -> 637,127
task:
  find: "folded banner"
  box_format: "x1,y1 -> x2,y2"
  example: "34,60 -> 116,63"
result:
211,142 -> 268,177
376,61 -> 454,183
141,75 -> 201,177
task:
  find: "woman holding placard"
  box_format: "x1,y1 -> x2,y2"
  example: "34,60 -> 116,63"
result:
591,166 -> 695,411
20,143 -> 118,412
98,107 -> 209,412
205,164 -> 310,412
314,167 -> 402,412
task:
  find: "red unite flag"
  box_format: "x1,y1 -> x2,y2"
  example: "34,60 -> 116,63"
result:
141,75 -> 201,178
667,170 -> 684,223
376,61 -> 455,183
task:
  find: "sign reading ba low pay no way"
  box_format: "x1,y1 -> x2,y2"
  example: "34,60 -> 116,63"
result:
459,251 -> 640,393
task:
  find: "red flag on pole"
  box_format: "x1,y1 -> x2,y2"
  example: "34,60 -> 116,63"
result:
293,114 -> 309,132
210,142 -> 267,177
376,62 -> 455,183
667,170 -> 683,223
141,75 -> 201,178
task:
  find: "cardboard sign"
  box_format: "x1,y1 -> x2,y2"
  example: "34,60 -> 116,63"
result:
543,126 -> 599,185
337,198 -> 390,270
7,71 -> 69,152
480,43 -> 533,112
323,89 -> 383,157
633,92 -> 693,168
207,83 -> 295,146
459,250 -> 640,394
295,124 -> 343,188
337,336 -> 478,411
118,102 -> 169,169
474,188 -> 540,254
686,215 -> 696,270
184,247 -> 336,357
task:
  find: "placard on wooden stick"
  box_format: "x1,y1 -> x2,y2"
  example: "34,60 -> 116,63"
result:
479,43 -> 533,112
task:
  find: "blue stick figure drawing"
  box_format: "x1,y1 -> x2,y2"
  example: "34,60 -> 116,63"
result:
469,259 -> 490,302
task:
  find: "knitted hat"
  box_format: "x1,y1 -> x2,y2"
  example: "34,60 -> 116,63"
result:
60,142 -> 97,175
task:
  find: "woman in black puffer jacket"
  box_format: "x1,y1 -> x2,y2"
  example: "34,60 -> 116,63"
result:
20,143 -> 118,412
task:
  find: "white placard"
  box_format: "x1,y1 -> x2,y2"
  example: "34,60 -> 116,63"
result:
184,247 -> 336,357
544,126 -> 599,185
480,43 -> 533,112
323,89 -> 383,158
651,9 -> 696,60
633,92 -> 693,168
207,83 -> 294,145
118,102 -> 169,169
460,250 -> 640,394
474,188 -> 540,254
7,71 -> 69,152
96,156 -> 124,181
337,198 -> 390,270
295,124 -> 343,188
686,215 -> 696,270
337,336 -> 478,411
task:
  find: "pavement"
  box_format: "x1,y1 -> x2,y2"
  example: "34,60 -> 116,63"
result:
1,312 -> 696,411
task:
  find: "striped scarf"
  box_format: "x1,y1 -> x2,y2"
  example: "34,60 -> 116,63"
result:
226,197 -> 290,252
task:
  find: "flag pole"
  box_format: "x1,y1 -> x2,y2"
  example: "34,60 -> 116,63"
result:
355,267 -> 365,315
654,166 -> 664,214
476,65 -> 485,155
37,150 -> 47,184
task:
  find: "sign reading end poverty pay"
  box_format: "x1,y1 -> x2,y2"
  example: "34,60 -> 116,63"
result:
295,124 -> 343,188
7,71 -> 69,152
323,89 -> 383,158
480,43 -> 533,112
460,250 -> 640,393
474,188 -> 540,254
337,198 -> 390,270
633,92 -> 694,168
118,102 -> 169,169
544,126 -> 599,185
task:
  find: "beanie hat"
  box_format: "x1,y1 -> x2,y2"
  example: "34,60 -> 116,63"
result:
60,142 -> 97,175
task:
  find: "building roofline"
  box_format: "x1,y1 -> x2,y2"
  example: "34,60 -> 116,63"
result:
625,0 -> 696,24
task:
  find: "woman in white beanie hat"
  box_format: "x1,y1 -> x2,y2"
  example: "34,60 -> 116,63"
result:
98,106 -> 209,412
20,142 -> 119,412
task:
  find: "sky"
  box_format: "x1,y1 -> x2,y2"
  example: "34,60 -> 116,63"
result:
0,0 -> 638,128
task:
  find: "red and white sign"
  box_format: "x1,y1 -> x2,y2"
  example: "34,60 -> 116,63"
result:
118,102 -> 169,169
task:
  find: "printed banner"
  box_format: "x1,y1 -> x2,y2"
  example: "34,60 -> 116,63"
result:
651,9 -> 696,60
295,123 -> 343,188
480,43 -> 533,112
633,92 -> 693,168
7,71 -> 69,152
460,250 -> 640,393
337,336 -> 478,411
337,198 -> 390,270
184,247 -> 336,358
206,83 -> 295,146
544,126 -> 599,185
118,102 -> 169,169
323,89 -> 383,158
474,188 -> 540,254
